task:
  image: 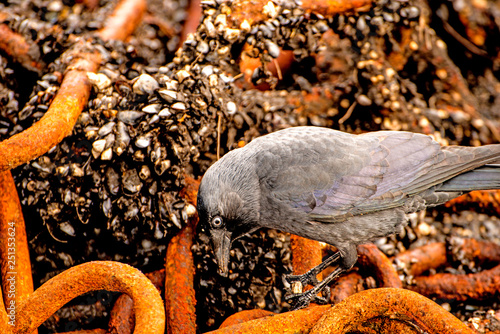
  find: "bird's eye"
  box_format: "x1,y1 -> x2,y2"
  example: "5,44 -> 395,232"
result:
211,216 -> 223,228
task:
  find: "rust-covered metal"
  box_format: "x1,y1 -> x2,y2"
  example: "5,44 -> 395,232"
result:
410,265 -> 500,301
0,171 -> 36,333
96,0 -> 147,42
396,238 -> 500,302
230,0 -> 373,25
0,49 -> 101,172
238,44 -> 295,90
219,309 -> 274,328
309,288 -> 475,334
59,329 -> 107,334
0,23 -> 44,73
357,244 -> 402,288
180,0 -> 202,45
107,269 -> 165,334
0,0 -> 148,172
15,261 -> 165,334
207,305 -> 331,334
301,0 -> 373,16
451,238 -> 500,266
165,217 -> 198,334
291,235 -> 323,282
108,293 -> 135,334
446,190 -> 500,218
330,271 -> 364,304
180,175 -> 201,207
394,242 -> 449,277
0,287 -> 9,334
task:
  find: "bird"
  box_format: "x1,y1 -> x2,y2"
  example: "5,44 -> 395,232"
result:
196,126 -> 500,309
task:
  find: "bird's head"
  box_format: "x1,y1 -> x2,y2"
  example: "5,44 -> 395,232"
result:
196,153 -> 261,276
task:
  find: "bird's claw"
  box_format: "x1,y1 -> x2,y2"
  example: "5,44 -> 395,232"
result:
321,285 -> 331,302
286,288 -> 329,310
285,270 -> 334,310
285,290 -> 314,310
285,272 -> 319,287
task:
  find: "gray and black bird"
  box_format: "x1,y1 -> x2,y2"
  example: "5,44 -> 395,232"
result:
196,126 -> 500,309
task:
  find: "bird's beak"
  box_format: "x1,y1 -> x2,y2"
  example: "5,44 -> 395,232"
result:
210,229 -> 232,277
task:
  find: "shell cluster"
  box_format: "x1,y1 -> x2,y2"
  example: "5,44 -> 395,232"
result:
193,229 -> 292,327
14,0 -> 335,259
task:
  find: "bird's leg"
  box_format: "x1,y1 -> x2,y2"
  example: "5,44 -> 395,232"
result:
286,266 -> 345,310
285,251 -> 341,287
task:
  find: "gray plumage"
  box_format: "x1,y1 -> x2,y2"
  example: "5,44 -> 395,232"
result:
197,126 -> 500,307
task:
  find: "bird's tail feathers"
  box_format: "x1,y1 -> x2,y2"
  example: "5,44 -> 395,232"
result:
438,164 -> 500,192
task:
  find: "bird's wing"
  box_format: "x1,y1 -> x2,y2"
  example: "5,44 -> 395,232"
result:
253,128 -> 499,223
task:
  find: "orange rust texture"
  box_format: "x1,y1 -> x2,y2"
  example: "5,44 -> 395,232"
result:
309,288 -> 475,334
165,217 -> 197,334
0,0 -> 150,171
453,238 -> 500,266
357,244 -> 402,288
410,264 -> 500,301
313,30 -> 352,84
358,244 -> 403,288
79,0 -> 101,10
230,0 -> 373,26
206,305 -> 331,334
230,0 -> 269,26
330,271 -> 364,304
0,23 -> 44,73
458,9 -> 486,47
0,51 -> 100,172
286,86 -> 341,120
0,171 -> 36,332
14,261 -> 165,334
219,309 -> 274,328
97,0 -> 147,41
108,294 -> 135,334
0,286 -> 8,334
180,175 -> 201,206
107,269 -> 165,334
387,27 -> 413,71
301,0 -> 373,16
445,190 -> 500,216
146,268 -> 167,290
291,235 -> 323,282
60,329 -> 107,334
331,317 -> 426,334
180,0 -> 202,45
394,242 -> 448,277
238,45 -> 295,90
